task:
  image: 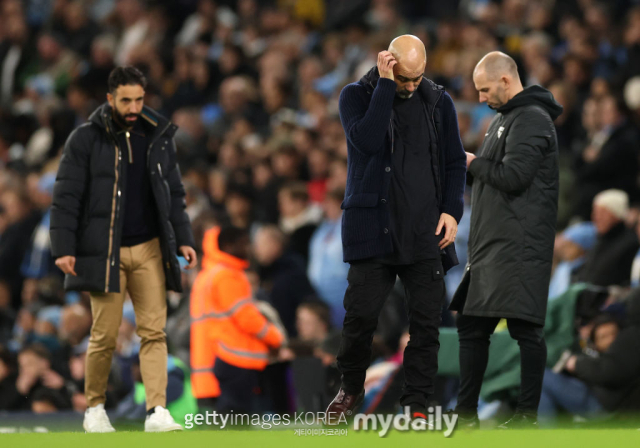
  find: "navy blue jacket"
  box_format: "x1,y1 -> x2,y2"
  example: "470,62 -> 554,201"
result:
338,67 -> 466,271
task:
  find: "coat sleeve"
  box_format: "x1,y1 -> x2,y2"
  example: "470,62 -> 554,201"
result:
338,79 -> 396,156
217,275 -> 284,348
573,331 -> 640,387
440,92 -> 467,222
166,138 -> 196,250
468,108 -> 552,194
50,127 -> 90,258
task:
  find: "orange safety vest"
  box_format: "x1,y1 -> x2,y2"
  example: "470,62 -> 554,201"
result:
190,228 -> 284,397
190,228 -> 221,398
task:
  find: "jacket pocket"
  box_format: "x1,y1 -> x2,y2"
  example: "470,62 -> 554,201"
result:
341,193 -> 380,245
347,265 -> 367,285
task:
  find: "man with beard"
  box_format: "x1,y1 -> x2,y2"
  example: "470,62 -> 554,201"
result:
450,52 -> 562,428
326,35 -> 466,423
51,66 -> 197,432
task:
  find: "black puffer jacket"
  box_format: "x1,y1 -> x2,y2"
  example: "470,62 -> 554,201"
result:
50,103 -> 195,293
450,86 -> 563,325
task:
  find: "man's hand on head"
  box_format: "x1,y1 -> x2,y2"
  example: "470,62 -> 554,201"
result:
377,51 -> 397,81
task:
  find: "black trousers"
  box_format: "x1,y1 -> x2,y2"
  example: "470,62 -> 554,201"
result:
455,314 -> 547,415
336,258 -> 445,408
213,358 -> 260,414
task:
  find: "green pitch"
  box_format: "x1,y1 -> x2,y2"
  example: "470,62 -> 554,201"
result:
3,429 -> 640,448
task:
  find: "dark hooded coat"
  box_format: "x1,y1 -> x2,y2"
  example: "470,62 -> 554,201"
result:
451,86 -> 563,325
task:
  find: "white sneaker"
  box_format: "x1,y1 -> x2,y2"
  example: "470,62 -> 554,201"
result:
83,404 -> 116,433
144,406 -> 184,432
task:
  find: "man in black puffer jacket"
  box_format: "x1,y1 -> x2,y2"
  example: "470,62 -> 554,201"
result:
450,52 -> 563,428
50,67 -> 196,433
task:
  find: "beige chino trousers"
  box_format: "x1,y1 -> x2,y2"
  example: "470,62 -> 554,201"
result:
85,237 -> 168,410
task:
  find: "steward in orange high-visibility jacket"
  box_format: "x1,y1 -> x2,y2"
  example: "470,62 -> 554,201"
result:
190,227 -> 221,400
190,226 -> 284,408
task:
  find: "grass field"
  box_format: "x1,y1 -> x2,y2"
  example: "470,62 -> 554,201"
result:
2,429 -> 640,448
2,412 -> 639,447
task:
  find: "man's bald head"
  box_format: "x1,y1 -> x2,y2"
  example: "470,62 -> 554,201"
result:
473,51 -> 524,109
474,51 -> 519,81
386,35 -> 427,99
388,35 -> 427,73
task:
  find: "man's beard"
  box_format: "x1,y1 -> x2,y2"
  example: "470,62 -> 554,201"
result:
396,90 -> 413,99
112,108 -> 139,127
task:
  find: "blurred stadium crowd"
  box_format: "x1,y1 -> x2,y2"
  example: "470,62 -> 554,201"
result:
1,0 -> 640,426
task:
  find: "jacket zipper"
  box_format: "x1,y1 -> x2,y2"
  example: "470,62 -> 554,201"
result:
105,143 -> 120,292
430,90 -> 444,209
148,122 -> 172,273
114,165 -> 121,263
430,90 -> 443,141
125,131 -> 133,163
104,117 -> 124,292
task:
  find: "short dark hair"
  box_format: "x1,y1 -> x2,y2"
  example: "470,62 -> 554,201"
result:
218,225 -> 249,252
108,66 -> 147,94
602,94 -> 630,118
299,301 -> 332,329
31,387 -> 65,410
280,181 -> 309,203
19,343 -> 51,363
590,313 -> 621,343
227,183 -> 255,202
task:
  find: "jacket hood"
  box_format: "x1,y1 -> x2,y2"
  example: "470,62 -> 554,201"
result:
360,65 -> 382,93
89,103 -> 178,138
201,227 -> 220,271
497,85 -> 563,120
201,226 -> 249,271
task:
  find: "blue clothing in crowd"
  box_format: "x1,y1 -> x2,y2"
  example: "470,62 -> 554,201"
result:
307,217 -> 349,328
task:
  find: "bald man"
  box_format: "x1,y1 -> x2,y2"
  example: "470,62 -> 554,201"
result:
326,35 -> 466,423
449,52 -> 563,428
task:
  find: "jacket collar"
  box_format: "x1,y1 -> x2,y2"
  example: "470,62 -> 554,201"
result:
89,103 -> 178,139
359,65 -> 444,109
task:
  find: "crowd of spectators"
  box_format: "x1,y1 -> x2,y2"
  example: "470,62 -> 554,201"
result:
1,0 -> 640,424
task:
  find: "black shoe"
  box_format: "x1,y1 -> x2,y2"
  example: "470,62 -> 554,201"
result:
497,412 -> 539,429
447,409 -> 480,429
325,388 -> 365,425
